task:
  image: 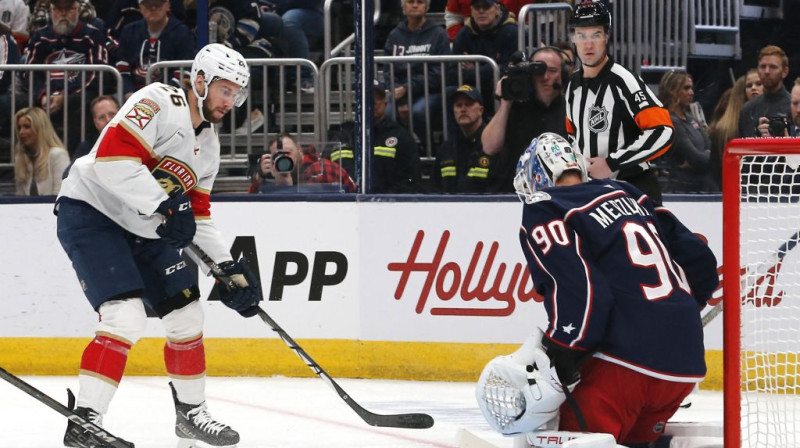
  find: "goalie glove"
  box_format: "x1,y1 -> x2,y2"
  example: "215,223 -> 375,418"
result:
476,330 -> 576,436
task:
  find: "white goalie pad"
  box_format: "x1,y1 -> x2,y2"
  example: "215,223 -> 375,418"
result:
476,330 -> 573,436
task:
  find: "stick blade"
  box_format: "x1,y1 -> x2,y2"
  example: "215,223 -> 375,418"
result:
366,412 -> 435,429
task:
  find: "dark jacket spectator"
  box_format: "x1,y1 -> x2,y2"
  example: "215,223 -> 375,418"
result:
433,85 -> 504,192
451,0 -> 517,109
384,5 -> 451,99
116,14 -> 195,95
105,0 -> 186,39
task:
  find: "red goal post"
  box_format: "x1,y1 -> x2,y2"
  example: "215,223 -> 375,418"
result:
722,138 -> 800,448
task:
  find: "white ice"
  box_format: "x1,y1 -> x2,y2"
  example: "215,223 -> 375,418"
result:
0,376 -> 724,447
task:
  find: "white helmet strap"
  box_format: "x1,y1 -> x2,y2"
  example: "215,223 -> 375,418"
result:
192,72 -> 210,122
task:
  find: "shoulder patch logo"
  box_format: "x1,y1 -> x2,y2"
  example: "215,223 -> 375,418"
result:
125,100 -> 158,130
385,136 -> 398,148
151,156 -> 197,194
588,106 -> 609,133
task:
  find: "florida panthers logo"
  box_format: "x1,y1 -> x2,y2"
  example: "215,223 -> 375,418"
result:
152,156 -> 197,195
588,106 -> 609,133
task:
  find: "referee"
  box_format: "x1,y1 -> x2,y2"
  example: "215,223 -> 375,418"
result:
565,1 -> 674,204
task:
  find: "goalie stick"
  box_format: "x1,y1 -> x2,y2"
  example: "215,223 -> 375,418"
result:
701,229 -> 800,327
187,243 -> 435,429
0,367 -> 135,448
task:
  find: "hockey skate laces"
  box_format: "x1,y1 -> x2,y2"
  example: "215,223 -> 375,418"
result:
187,403 -> 228,435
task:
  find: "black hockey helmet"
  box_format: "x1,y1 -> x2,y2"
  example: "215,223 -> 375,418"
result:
570,1 -> 612,31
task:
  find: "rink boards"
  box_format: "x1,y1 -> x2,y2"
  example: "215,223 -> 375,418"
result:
0,198 -> 735,387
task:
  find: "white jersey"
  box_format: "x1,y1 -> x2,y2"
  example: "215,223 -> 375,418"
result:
0,0 -> 29,38
59,82 -> 232,264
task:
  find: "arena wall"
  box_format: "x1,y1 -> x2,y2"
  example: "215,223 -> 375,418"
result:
0,197 -> 726,389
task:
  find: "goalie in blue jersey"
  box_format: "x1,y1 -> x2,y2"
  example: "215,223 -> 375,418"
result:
476,133 -> 718,447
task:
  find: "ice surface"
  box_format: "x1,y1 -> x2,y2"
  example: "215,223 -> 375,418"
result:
0,376 -> 723,448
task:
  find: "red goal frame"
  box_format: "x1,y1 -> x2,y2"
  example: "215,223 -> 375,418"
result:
722,137 -> 800,448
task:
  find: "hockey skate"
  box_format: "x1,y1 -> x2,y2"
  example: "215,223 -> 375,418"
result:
170,382 -> 239,448
63,406 -> 104,448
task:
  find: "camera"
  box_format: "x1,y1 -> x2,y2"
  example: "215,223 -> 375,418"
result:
500,61 -> 546,102
272,150 -> 294,173
767,114 -> 790,137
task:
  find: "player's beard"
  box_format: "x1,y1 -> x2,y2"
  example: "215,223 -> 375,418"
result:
202,101 -> 225,124
53,18 -> 78,36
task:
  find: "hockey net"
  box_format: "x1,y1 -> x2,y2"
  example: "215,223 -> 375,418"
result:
723,139 -> 800,448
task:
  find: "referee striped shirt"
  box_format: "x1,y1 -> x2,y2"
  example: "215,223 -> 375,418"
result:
565,58 -> 674,178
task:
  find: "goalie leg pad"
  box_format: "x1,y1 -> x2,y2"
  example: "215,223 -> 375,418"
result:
477,335 -> 572,435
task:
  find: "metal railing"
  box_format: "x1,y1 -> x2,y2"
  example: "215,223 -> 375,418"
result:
517,3 -> 573,54
612,0 -> 690,73
324,0 -> 381,59
0,64 -> 123,166
320,55 -> 500,158
148,58 -> 320,163
689,0 -> 740,58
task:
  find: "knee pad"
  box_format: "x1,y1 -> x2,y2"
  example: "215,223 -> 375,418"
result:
162,300 -> 204,341
97,299 -> 147,345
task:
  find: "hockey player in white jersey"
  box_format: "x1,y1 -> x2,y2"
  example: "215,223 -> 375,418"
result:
56,44 -> 261,448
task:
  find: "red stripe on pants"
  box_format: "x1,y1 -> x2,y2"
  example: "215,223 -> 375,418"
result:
80,336 -> 131,383
164,337 -> 206,376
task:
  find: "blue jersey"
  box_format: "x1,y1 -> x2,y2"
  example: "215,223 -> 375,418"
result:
518,179 -> 718,382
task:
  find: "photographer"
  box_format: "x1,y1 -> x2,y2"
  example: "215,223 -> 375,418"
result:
248,133 -> 357,193
481,46 -> 567,190
740,46 -> 792,138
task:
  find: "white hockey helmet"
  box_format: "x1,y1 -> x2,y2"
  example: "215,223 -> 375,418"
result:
190,43 -> 250,119
513,132 -> 588,203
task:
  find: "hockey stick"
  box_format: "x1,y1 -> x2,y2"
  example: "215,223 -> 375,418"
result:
0,367 -> 135,448
701,229 -> 800,327
187,243 -> 435,429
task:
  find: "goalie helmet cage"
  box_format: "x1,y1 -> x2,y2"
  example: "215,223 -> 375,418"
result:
722,138 -> 800,448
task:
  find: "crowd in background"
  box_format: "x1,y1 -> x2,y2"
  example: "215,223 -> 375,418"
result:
1,0 -> 797,196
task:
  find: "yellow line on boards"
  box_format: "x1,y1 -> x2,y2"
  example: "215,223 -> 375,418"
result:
0,338 -> 725,389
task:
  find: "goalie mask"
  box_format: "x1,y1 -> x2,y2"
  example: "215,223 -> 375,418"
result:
513,133 -> 588,203
191,43 -> 250,121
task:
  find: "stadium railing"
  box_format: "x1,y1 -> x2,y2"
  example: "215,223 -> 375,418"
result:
319,55 -> 500,160
0,63 -> 123,167
517,3 -> 573,54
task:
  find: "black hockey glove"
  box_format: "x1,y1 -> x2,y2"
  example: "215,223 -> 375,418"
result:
155,193 -> 196,248
218,258 -> 262,317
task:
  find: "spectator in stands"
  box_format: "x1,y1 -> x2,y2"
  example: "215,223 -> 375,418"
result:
0,28 -> 22,141
0,0 -> 29,49
739,45 -> 791,138
450,0 -> 517,112
384,0 -> 451,140
708,73 -> 750,187
26,0 -> 116,152
273,0 -> 324,93
745,67 -> 763,101
70,95 -> 119,164
116,0 -> 195,98
445,0 -> 530,41
13,107 -> 70,195
433,84 -> 504,192
105,0 -> 185,39
248,133 -> 357,193
28,0 -> 98,32
334,81 -> 422,193
481,46 -> 567,191
657,70 -> 716,192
